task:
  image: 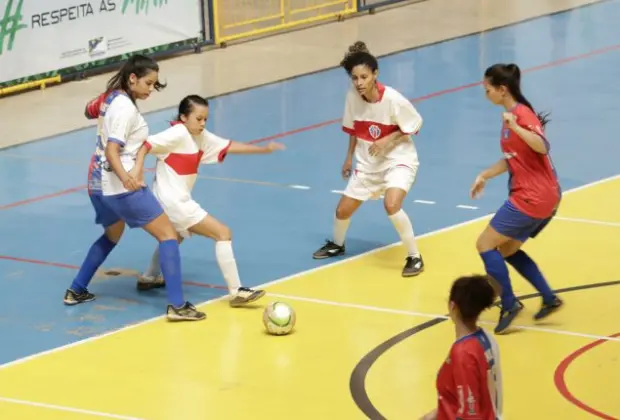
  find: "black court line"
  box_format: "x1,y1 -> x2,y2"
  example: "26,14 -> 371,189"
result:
349,279 -> 620,420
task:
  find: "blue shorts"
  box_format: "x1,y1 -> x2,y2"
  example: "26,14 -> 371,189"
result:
490,200 -> 554,242
90,187 -> 164,229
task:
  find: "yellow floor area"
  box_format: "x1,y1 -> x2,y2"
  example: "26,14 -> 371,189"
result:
0,178 -> 619,419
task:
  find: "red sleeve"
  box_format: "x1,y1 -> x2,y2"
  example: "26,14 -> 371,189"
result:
84,92 -> 108,120
450,345 -> 486,419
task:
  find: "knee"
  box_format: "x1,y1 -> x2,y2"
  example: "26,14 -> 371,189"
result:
215,225 -> 232,241
476,234 -> 494,254
383,199 -> 402,216
335,205 -> 352,220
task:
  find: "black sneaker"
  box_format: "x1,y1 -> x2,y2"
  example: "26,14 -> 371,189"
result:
166,301 -> 206,321
402,255 -> 424,277
312,240 -> 345,259
63,288 -> 96,306
230,287 -> 266,307
494,300 -> 524,334
533,296 -> 563,320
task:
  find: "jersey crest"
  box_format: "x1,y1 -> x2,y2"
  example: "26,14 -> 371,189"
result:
368,124 -> 382,140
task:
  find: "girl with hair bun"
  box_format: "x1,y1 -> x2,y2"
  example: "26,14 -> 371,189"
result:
470,63 -> 563,335
420,275 -> 502,420
313,41 -> 426,278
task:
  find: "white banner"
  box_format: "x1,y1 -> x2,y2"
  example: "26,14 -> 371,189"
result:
0,0 -> 203,84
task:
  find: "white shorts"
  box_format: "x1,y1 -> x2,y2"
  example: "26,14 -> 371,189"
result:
160,199 -> 208,238
343,165 -> 418,201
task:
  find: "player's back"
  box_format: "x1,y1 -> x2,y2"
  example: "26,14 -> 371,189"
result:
436,328 -> 502,420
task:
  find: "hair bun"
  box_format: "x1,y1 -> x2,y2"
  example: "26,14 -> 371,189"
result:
349,41 -> 369,54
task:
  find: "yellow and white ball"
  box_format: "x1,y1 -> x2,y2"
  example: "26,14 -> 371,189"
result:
262,301 -> 296,335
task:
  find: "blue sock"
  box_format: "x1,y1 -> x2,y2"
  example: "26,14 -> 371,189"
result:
480,249 -> 516,308
70,235 -> 117,293
506,250 -> 555,303
159,239 -> 185,308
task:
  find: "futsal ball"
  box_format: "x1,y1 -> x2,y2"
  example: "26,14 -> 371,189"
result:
262,301 -> 296,335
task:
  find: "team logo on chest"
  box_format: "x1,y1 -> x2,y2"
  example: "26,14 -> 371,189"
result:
368,124 -> 382,140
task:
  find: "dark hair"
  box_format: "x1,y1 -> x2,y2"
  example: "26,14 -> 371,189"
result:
449,275 -> 497,323
106,54 -> 167,99
484,63 -> 550,127
176,95 -> 209,121
340,41 -> 378,75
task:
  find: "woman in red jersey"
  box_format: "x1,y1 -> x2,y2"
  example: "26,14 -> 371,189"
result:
420,275 -> 501,420
470,63 -> 563,335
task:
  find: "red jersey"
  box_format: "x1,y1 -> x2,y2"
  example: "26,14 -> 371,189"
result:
501,103 -> 560,219
84,91 -> 110,119
436,329 -> 502,420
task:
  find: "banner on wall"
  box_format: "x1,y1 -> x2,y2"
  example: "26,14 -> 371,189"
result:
0,0 -> 203,84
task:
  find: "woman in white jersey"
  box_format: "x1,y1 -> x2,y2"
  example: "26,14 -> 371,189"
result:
420,275 -> 502,420
63,55 -> 205,322
312,41 -> 425,277
135,95 -> 285,306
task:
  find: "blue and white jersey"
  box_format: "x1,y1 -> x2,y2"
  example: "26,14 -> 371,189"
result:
88,90 -> 149,196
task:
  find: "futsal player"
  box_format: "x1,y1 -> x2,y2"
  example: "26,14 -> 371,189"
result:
419,275 -> 502,420
312,41 -> 425,277
63,55 -> 206,322
135,95 -> 285,306
470,63 -> 563,334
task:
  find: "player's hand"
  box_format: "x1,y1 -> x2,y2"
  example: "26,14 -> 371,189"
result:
122,174 -> 144,192
418,409 -> 437,420
470,174 -> 486,199
128,165 -> 146,187
342,160 -> 352,179
502,112 -> 517,128
266,142 -> 286,152
368,137 -> 389,157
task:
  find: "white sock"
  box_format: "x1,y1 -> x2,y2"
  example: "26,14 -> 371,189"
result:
216,240 -> 242,295
144,246 -> 161,278
333,216 -> 351,247
388,209 -> 420,257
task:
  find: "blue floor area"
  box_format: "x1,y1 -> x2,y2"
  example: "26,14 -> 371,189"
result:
0,0 -> 619,365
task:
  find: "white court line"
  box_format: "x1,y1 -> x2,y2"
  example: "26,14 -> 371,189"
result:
456,204 -> 479,210
414,200 -> 436,204
268,293 -> 620,343
0,173 -> 618,372
554,215 -> 620,228
0,396 -> 144,419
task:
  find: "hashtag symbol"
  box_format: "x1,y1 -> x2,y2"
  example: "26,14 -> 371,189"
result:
0,0 -> 27,56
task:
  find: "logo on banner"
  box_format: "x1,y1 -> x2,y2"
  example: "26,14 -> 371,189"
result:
121,0 -> 168,14
0,0 -> 27,55
88,36 -> 107,56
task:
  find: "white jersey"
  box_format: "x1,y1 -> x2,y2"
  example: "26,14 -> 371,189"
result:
144,122 -> 231,207
88,90 -> 149,196
342,82 -> 423,173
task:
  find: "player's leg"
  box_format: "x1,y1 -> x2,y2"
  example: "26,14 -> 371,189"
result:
477,200 -> 529,334
187,213 -> 266,307
108,188 -> 205,321
64,194 -> 125,305
383,165 -> 423,277
137,234 -> 183,291
500,217 -> 563,320
313,171 -> 367,259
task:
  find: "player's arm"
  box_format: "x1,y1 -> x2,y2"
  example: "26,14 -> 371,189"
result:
103,101 -> 135,187
84,92 -> 106,119
143,125 -> 185,155
451,349 -> 486,420
505,111 -> 548,154
228,141 -> 285,154
393,97 -> 423,141
341,90 -> 358,167
479,159 -> 508,181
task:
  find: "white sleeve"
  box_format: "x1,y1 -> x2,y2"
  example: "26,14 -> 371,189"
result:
342,88 -> 356,135
145,124 -> 186,154
103,96 -> 136,146
199,130 -> 232,165
392,95 -> 423,135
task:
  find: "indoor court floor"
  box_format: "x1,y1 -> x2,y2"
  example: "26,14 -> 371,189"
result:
0,0 -> 619,419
